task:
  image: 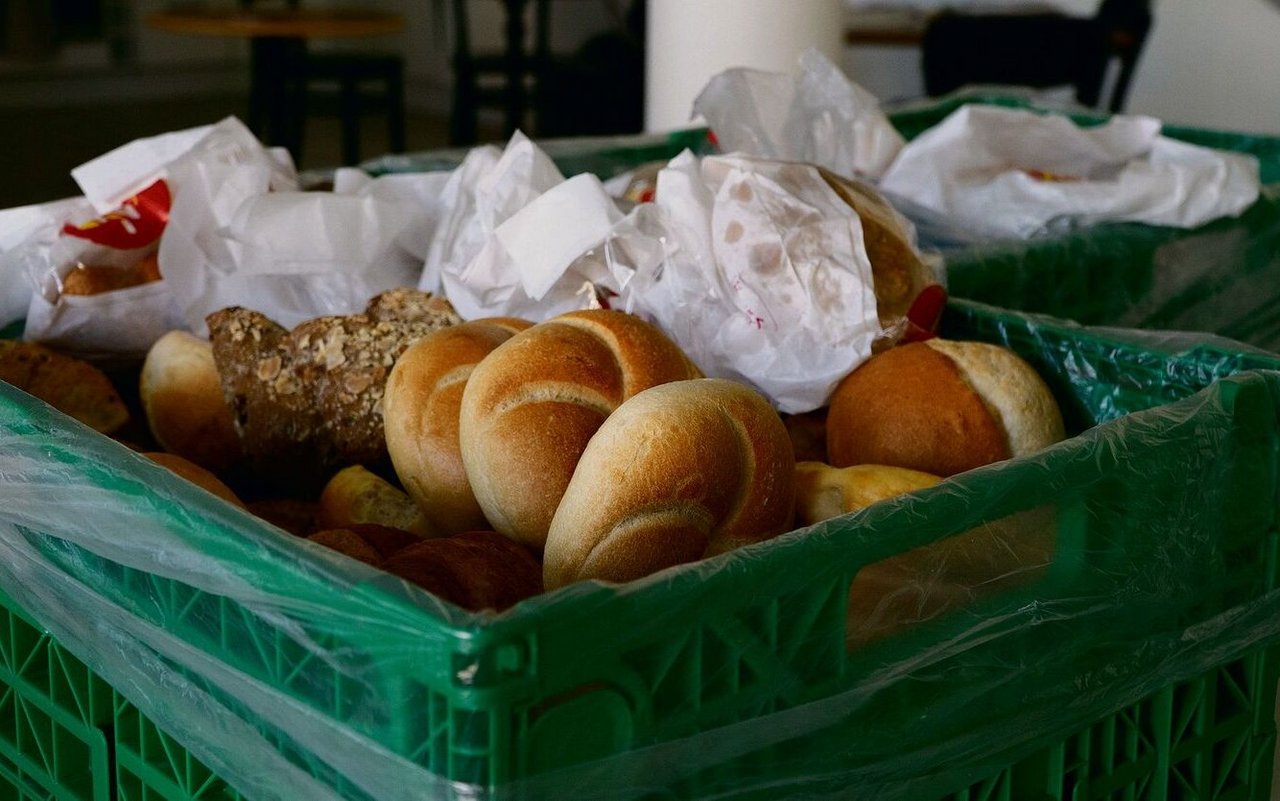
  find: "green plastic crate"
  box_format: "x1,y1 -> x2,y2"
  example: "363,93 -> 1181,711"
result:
893,94 -> 1280,351
4,299 -> 1280,800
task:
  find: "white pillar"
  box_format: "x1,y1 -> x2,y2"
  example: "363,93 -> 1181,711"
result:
644,0 -> 846,133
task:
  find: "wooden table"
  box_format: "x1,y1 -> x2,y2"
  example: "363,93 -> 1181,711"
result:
147,7 -> 405,158
844,9 -> 932,46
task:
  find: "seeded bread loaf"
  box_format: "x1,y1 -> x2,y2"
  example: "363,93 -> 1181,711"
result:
206,289 -> 461,481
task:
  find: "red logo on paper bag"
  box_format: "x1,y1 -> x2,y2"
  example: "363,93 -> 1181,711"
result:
61,179 -> 171,249
901,284 -> 948,344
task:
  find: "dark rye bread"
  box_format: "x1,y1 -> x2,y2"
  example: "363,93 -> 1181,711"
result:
206,289 -> 461,484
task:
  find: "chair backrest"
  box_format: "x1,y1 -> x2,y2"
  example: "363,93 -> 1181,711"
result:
921,0 -> 1153,113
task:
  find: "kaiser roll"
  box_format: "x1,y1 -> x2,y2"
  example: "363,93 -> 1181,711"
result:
826,339 -> 1064,477
382,318 -> 532,536
459,310 -> 703,551
140,330 -> 241,472
543,378 -> 795,590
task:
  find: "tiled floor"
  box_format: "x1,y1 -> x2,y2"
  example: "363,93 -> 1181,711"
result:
0,93 -> 456,210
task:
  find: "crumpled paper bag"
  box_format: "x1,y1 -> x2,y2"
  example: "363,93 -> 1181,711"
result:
160,117 -> 434,335
437,136 -> 886,412
692,48 -> 905,181
16,121 -> 214,356
609,152 -> 883,413
0,196 -> 93,330
878,104 -> 1262,240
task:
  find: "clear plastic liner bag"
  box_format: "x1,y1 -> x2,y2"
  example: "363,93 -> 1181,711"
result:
692,48 -> 905,181
4,300 -> 1280,800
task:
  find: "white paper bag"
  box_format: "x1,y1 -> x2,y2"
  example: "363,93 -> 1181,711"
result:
0,196 -> 91,329
420,132 -> 566,298
878,104 -> 1262,240
611,152 -> 882,413
693,49 -> 906,181
158,119 -> 434,335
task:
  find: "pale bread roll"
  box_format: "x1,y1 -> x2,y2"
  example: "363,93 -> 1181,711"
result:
544,378 -> 795,590
383,318 -> 532,536
144,451 -> 245,509
140,330 -> 241,472
459,310 -> 703,551
317,465 -> 436,539
826,339 -> 1064,477
794,462 -> 942,527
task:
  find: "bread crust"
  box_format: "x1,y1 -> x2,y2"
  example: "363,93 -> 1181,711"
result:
826,339 -> 1064,476
383,318 -> 531,536
459,310 -> 702,550
140,330 -> 242,472
206,289 -> 461,483
794,461 -> 941,526
0,340 -> 129,434
543,378 -> 795,589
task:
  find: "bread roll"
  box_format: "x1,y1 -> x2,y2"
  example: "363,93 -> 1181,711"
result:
144,451 -> 245,509
826,339 -> 1064,477
380,531 -> 544,612
829,337 -> 1059,473
0,340 -> 129,434
794,462 -> 941,527
308,523 -> 422,566
61,259 -> 161,296
544,378 -> 795,590
459,310 -> 703,550
206,288 -> 462,482
140,330 -> 242,472
317,465 -> 436,538
383,318 -> 532,536
820,170 -> 936,329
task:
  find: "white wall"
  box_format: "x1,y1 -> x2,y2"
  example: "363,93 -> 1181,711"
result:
841,0 -> 1280,136
1125,0 -> 1280,135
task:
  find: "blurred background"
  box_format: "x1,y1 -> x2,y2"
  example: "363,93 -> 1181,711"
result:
1,0 -> 1278,210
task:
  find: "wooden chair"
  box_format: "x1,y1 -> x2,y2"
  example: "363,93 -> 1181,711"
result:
449,0 -> 555,145
921,0 -> 1153,113
294,50 -> 406,165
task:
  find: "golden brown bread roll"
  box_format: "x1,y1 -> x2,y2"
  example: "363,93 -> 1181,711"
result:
383,318 -> 532,536
206,288 -> 462,483
143,451 -> 245,509
380,531 -> 544,612
819,170 -> 936,330
459,310 -> 704,551
308,523 -> 423,566
60,257 -> 162,296
543,378 -> 795,590
317,465 -> 436,538
794,461 -> 942,527
826,339 -> 1064,477
0,340 -> 129,434
246,497 -> 320,538
140,330 -> 242,472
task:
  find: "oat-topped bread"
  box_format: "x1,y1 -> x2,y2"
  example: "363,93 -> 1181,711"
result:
207,289 -> 461,479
